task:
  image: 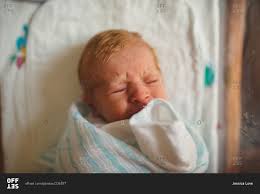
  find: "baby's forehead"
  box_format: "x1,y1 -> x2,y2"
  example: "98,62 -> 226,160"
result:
80,39 -> 161,88
94,68 -> 161,86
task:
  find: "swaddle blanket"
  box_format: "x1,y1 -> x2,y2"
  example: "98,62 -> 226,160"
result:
52,99 -> 208,173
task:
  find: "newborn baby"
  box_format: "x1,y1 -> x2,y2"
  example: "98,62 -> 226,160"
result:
78,29 -> 167,122
73,29 -> 208,172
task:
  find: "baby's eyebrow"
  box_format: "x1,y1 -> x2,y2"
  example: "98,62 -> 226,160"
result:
108,79 -> 126,86
143,70 -> 160,77
107,73 -> 127,86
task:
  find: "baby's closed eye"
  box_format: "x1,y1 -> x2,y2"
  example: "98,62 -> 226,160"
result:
145,79 -> 158,84
144,74 -> 160,85
112,87 -> 127,94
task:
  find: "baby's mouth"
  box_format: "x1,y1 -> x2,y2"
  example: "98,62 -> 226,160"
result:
130,105 -> 146,116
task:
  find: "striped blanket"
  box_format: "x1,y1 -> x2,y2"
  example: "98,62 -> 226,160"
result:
41,99 -> 209,173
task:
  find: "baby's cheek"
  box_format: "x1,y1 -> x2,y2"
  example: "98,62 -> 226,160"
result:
106,98 -> 129,121
114,101 -> 129,117
152,87 -> 167,99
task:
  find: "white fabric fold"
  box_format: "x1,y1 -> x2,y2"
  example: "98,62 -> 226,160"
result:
129,99 -> 197,172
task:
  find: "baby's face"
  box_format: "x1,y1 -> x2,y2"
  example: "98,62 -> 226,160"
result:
86,43 -> 167,122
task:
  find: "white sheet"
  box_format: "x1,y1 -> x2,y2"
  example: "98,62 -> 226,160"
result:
2,0 -> 223,172
0,0 -> 40,77
0,0 -> 41,172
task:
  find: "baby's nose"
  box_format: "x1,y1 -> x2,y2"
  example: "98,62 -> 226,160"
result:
130,88 -> 151,107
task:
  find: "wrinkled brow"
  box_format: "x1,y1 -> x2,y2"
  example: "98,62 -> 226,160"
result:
106,73 -> 127,86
